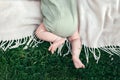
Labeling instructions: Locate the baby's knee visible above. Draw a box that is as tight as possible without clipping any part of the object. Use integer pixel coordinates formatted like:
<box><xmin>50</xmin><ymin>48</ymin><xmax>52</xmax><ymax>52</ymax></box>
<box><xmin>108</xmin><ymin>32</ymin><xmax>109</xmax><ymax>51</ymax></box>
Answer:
<box><xmin>68</xmin><ymin>32</ymin><xmax>80</xmax><ymax>41</ymax></box>
<box><xmin>35</xmin><ymin>27</ymin><xmax>44</xmax><ymax>37</ymax></box>
<box><xmin>68</xmin><ymin>35</ymin><xmax>80</xmax><ymax>42</ymax></box>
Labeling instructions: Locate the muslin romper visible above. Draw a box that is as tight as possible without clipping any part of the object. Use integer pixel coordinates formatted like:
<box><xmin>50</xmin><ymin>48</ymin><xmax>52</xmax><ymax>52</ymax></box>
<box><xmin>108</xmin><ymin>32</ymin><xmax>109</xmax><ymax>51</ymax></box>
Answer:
<box><xmin>41</xmin><ymin>0</ymin><xmax>78</xmax><ymax>38</ymax></box>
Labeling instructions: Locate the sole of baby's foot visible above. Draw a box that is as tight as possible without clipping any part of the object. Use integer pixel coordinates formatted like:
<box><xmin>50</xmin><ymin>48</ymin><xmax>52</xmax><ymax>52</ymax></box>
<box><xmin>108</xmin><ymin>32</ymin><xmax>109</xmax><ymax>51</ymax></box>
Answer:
<box><xmin>72</xmin><ymin>56</ymin><xmax>85</xmax><ymax>69</ymax></box>
<box><xmin>48</xmin><ymin>38</ymin><xmax>66</xmax><ymax>54</ymax></box>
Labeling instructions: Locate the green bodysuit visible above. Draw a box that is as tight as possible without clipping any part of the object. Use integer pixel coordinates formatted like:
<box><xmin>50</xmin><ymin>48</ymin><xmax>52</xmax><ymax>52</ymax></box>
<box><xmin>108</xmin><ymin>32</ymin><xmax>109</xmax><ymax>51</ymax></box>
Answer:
<box><xmin>41</xmin><ymin>0</ymin><xmax>78</xmax><ymax>38</ymax></box>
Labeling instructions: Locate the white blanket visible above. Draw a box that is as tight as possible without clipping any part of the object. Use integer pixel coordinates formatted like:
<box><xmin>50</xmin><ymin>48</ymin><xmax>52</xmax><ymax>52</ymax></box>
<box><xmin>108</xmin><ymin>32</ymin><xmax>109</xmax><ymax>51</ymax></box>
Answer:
<box><xmin>0</xmin><ymin>0</ymin><xmax>120</xmax><ymax>62</ymax></box>
<box><xmin>78</xmin><ymin>0</ymin><xmax>120</xmax><ymax>62</ymax></box>
<box><xmin>0</xmin><ymin>1</ymin><xmax>42</xmax><ymax>50</ymax></box>
<box><xmin>79</xmin><ymin>0</ymin><xmax>120</xmax><ymax>47</ymax></box>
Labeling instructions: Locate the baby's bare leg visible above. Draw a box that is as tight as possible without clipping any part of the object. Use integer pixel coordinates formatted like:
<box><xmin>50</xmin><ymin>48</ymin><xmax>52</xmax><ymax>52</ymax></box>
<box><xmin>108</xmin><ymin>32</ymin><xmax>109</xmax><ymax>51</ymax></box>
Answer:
<box><xmin>35</xmin><ymin>23</ymin><xmax>66</xmax><ymax>53</ymax></box>
<box><xmin>68</xmin><ymin>31</ymin><xmax>85</xmax><ymax>68</ymax></box>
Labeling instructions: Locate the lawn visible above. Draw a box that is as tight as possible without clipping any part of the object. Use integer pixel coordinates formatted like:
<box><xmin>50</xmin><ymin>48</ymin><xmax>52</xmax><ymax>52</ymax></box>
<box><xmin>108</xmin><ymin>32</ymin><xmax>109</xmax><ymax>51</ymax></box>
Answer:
<box><xmin>0</xmin><ymin>41</ymin><xmax>120</xmax><ymax>80</ymax></box>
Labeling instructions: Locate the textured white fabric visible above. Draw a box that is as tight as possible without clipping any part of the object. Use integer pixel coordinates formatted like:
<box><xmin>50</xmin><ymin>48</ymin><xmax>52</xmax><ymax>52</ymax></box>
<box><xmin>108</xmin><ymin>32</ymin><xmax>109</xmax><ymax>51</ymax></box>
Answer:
<box><xmin>0</xmin><ymin>0</ymin><xmax>120</xmax><ymax>60</ymax></box>
<box><xmin>0</xmin><ymin>0</ymin><xmax>120</xmax><ymax>47</ymax></box>
<box><xmin>78</xmin><ymin>0</ymin><xmax>120</xmax><ymax>48</ymax></box>
<box><xmin>0</xmin><ymin>0</ymin><xmax>42</xmax><ymax>41</ymax></box>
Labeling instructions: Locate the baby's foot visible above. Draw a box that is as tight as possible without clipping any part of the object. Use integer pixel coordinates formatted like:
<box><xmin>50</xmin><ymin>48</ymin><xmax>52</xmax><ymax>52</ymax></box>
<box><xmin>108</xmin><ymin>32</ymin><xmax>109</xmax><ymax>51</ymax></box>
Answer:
<box><xmin>72</xmin><ymin>56</ymin><xmax>85</xmax><ymax>69</ymax></box>
<box><xmin>48</xmin><ymin>38</ymin><xmax>66</xmax><ymax>54</ymax></box>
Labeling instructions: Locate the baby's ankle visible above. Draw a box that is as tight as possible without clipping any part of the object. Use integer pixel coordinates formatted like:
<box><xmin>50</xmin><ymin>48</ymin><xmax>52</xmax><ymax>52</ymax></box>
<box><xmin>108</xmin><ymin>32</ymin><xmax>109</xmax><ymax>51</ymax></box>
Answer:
<box><xmin>72</xmin><ymin>55</ymin><xmax>80</xmax><ymax>59</ymax></box>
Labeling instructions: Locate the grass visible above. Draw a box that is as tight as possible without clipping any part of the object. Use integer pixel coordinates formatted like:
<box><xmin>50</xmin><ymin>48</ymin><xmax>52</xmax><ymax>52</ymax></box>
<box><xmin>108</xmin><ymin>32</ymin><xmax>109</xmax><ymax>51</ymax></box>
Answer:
<box><xmin>0</xmin><ymin>42</ymin><xmax>120</xmax><ymax>80</ymax></box>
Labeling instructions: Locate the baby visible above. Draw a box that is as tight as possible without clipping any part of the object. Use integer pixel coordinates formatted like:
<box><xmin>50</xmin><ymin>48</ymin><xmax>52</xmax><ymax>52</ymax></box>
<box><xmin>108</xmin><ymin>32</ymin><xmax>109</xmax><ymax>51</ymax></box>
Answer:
<box><xmin>35</xmin><ymin>0</ymin><xmax>85</xmax><ymax>68</ymax></box>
